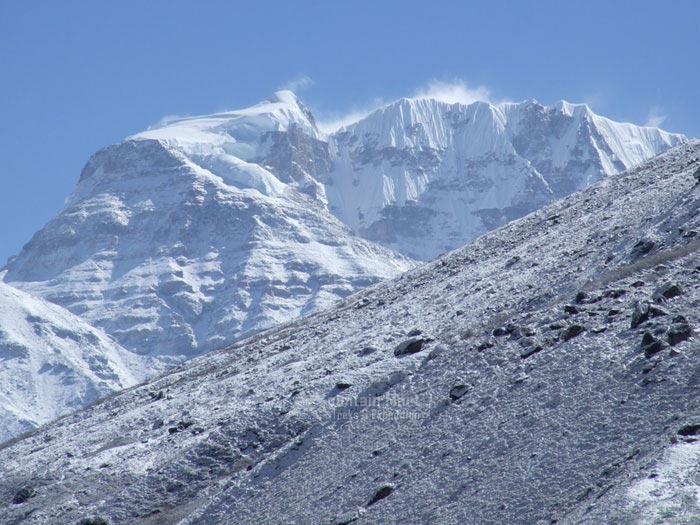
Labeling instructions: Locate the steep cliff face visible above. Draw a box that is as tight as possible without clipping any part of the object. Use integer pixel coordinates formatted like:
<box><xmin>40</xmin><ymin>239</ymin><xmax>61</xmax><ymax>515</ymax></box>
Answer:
<box><xmin>327</xmin><ymin>98</ymin><xmax>685</xmax><ymax>259</ymax></box>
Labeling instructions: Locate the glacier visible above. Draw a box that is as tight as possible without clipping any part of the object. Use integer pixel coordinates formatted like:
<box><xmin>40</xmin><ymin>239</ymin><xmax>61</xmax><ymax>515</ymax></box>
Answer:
<box><xmin>327</xmin><ymin>96</ymin><xmax>685</xmax><ymax>259</ymax></box>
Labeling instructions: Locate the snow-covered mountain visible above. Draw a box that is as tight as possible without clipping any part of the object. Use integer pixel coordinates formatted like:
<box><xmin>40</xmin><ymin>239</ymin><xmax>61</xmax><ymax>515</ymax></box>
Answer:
<box><xmin>327</xmin><ymin>97</ymin><xmax>686</xmax><ymax>259</ymax></box>
<box><xmin>0</xmin><ymin>280</ymin><xmax>157</xmax><ymax>443</ymax></box>
<box><xmin>2</xmin><ymin>140</ymin><xmax>699</xmax><ymax>524</ymax></box>
<box><xmin>3</xmin><ymin>92</ymin><xmax>413</xmax><ymax>359</ymax></box>
<box><xmin>2</xmin><ymin>91</ymin><xmax>684</xmax><ymax>363</ymax></box>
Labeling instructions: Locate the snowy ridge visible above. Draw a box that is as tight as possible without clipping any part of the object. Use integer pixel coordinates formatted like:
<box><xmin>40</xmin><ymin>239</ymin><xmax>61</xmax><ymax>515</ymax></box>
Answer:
<box><xmin>327</xmin><ymin>97</ymin><xmax>685</xmax><ymax>259</ymax></box>
<box><xmin>0</xmin><ymin>280</ymin><xmax>157</xmax><ymax>443</ymax></box>
<box><xmin>1</xmin><ymin>141</ymin><xmax>699</xmax><ymax>524</ymax></box>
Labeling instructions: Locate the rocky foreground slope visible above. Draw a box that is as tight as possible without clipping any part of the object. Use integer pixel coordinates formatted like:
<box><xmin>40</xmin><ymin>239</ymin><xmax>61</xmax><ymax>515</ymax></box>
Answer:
<box><xmin>2</xmin><ymin>141</ymin><xmax>699</xmax><ymax>524</ymax></box>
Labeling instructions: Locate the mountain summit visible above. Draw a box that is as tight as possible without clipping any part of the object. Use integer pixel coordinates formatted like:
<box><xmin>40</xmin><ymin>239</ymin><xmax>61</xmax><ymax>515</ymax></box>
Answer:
<box><xmin>3</xmin><ymin>91</ymin><xmax>684</xmax><ymax>361</ymax></box>
<box><xmin>326</xmin><ymin>96</ymin><xmax>685</xmax><ymax>259</ymax></box>
<box><xmin>3</xmin><ymin>92</ymin><xmax>413</xmax><ymax>359</ymax></box>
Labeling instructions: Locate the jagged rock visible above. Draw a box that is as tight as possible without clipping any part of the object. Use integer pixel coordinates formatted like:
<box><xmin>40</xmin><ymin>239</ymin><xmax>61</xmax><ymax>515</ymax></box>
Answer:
<box><xmin>149</xmin><ymin>390</ymin><xmax>165</xmax><ymax>401</ymax></box>
<box><xmin>12</xmin><ymin>487</ymin><xmax>36</xmax><ymax>504</ymax></box>
<box><xmin>631</xmin><ymin>239</ymin><xmax>656</xmax><ymax>258</ymax></box>
<box><xmin>367</xmin><ymin>484</ymin><xmax>395</xmax><ymax>506</ymax></box>
<box><xmin>449</xmin><ymin>384</ymin><xmax>469</xmax><ymax>401</ymax></box>
<box><xmin>358</xmin><ymin>346</ymin><xmax>379</xmax><ymax>357</ymax></box>
<box><xmin>630</xmin><ymin>302</ymin><xmax>666</xmax><ymax>328</ymax></box>
<box><xmin>407</xmin><ymin>328</ymin><xmax>422</xmax><ymax>336</ymax></box>
<box><xmin>168</xmin><ymin>421</ymin><xmax>195</xmax><ymax>435</ymax></box>
<box><xmin>649</xmin><ymin>305</ymin><xmax>669</xmax><ymax>317</ymax></box>
<box><xmin>521</xmin><ymin>345</ymin><xmax>544</xmax><ymax>359</ymax></box>
<box><xmin>574</xmin><ymin>291</ymin><xmax>588</xmax><ymax>304</ymax></box>
<box><xmin>641</xmin><ymin>332</ymin><xmax>665</xmax><ymax>357</ymax></box>
<box><xmin>564</xmin><ymin>305</ymin><xmax>580</xmax><ymax>315</ymax></box>
<box><xmin>78</xmin><ymin>518</ymin><xmax>109</xmax><ymax>525</ymax></box>
<box><xmin>653</xmin><ymin>282</ymin><xmax>683</xmax><ymax>302</ymax></box>
<box><xmin>693</xmin><ymin>166</ymin><xmax>700</xmax><ymax>184</ymax></box>
<box><xmin>394</xmin><ymin>337</ymin><xmax>427</xmax><ymax>356</ymax></box>
<box><xmin>678</xmin><ymin>424</ymin><xmax>700</xmax><ymax>437</ymax></box>
<box><xmin>631</xmin><ymin>302</ymin><xmax>650</xmax><ymax>328</ymax></box>
<box><xmin>668</xmin><ymin>318</ymin><xmax>692</xmax><ymax>346</ymax></box>
<box><xmin>335</xmin><ymin>382</ymin><xmax>352</xmax><ymax>391</ymax></box>
<box><xmin>561</xmin><ymin>325</ymin><xmax>585</xmax><ymax>341</ymax></box>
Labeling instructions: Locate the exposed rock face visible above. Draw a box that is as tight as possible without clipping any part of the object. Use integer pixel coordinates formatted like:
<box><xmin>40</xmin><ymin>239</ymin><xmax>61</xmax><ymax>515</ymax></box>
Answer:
<box><xmin>1</xmin><ymin>141</ymin><xmax>699</xmax><ymax>524</ymax></box>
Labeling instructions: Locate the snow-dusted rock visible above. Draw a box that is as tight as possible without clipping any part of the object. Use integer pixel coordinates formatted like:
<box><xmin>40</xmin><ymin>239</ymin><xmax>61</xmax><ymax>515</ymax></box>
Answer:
<box><xmin>0</xmin><ymin>280</ymin><xmax>158</xmax><ymax>443</ymax></box>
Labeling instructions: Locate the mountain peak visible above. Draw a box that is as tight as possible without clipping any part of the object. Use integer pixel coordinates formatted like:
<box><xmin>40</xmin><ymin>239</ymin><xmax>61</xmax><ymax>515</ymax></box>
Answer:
<box><xmin>268</xmin><ymin>89</ymin><xmax>302</xmax><ymax>106</ymax></box>
<box><xmin>550</xmin><ymin>99</ymin><xmax>591</xmax><ymax>116</ymax></box>
<box><xmin>132</xmin><ymin>91</ymin><xmax>320</xmax><ymax>146</ymax></box>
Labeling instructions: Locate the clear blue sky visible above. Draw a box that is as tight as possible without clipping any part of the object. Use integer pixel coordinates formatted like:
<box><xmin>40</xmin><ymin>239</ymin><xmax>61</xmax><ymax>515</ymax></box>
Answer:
<box><xmin>1</xmin><ymin>0</ymin><xmax>698</xmax><ymax>265</ymax></box>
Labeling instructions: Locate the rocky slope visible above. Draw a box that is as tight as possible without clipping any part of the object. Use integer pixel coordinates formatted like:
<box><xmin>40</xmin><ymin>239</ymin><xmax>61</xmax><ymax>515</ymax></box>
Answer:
<box><xmin>0</xmin><ymin>280</ymin><xmax>157</xmax><ymax>443</ymax></box>
<box><xmin>2</xmin><ymin>141</ymin><xmax>699</xmax><ymax>524</ymax></box>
